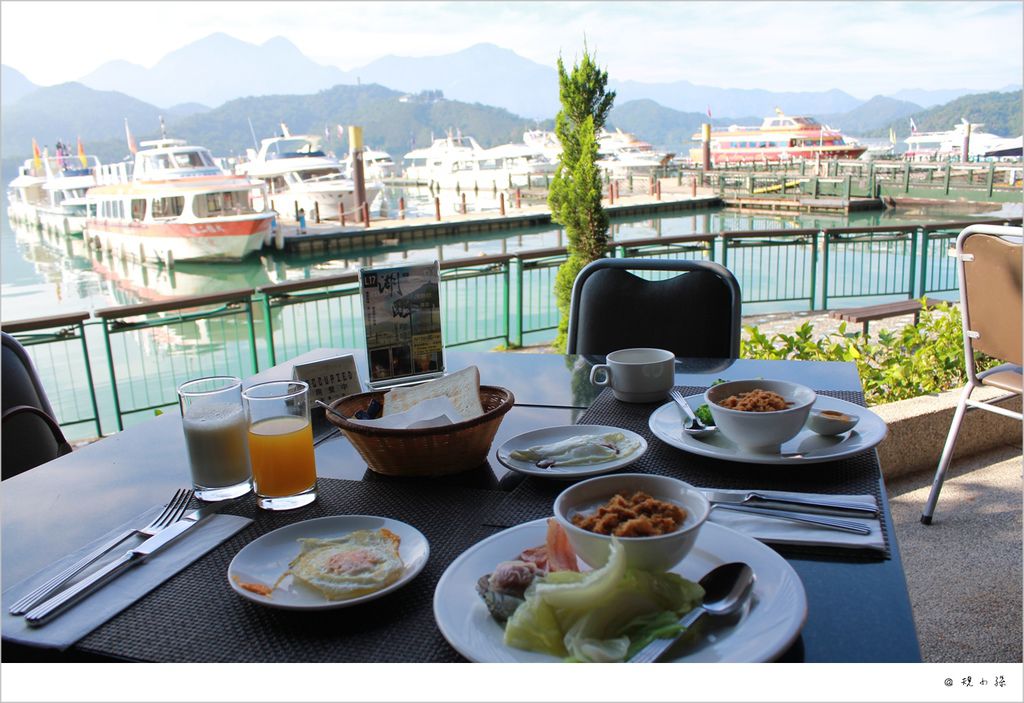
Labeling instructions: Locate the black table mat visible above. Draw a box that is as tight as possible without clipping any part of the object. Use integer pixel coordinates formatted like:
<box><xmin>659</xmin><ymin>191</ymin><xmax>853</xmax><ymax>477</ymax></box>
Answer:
<box><xmin>75</xmin><ymin>477</ymin><xmax>506</xmax><ymax>662</ymax></box>
<box><xmin>490</xmin><ymin>386</ymin><xmax>891</xmax><ymax>560</ymax></box>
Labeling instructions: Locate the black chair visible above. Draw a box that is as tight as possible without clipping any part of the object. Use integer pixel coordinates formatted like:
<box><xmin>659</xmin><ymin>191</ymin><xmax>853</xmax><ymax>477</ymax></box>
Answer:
<box><xmin>566</xmin><ymin>258</ymin><xmax>742</xmax><ymax>358</ymax></box>
<box><xmin>2</xmin><ymin>331</ymin><xmax>72</xmax><ymax>479</ymax></box>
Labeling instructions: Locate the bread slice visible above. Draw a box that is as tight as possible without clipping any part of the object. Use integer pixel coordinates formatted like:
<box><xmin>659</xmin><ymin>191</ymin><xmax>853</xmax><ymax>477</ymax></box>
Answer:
<box><xmin>383</xmin><ymin>366</ymin><xmax>484</xmax><ymax>420</ymax></box>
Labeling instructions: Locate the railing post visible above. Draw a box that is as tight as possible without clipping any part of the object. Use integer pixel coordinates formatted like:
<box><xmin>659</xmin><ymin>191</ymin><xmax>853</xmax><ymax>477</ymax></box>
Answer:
<box><xmin>508</xmin><ymin>257</ymin><xmax>522</xmax><ymax>347</ymax></box>
<box><xmin>78</xmin><ymin>321</ymin><xmax>103</xmax><ymax>437</ymax></box>
<box><xmin>943</xmin><ymin>163</ymin><xmax>951</xmax><ymax>195</ymax></box>
<box><xmin>915</xmin><ymin>227</ymin><xmax>929</xmax><ymax>298</ymax></box>
<box><xmin>100</xmin><ymin>322</ymin><xmax>124</xmax><ymax>432</ymax></box>
<box><xmin>614</xmin><ymin>244</ymin><xmax>627</xmax><ymax>258</ymax></box>
<box><xmin>907</xmin><ymin>227</ymin><xmax>919</xmax><ymax>299</ymax></box>
<box><xmin>261</xmin><ymin>293</ymin><xmax>277</xmax><ymax>366</ymax></box>
<box><xmin>808</xmin><ymin>230</ymin><xmax>819</xmax><ymax>311</ymax></box>
<box><xmin>811</xmin><ymin>177</ymin><xmax>819</xmax><ymax>198</ymax></box>
<box><xmin>244</xmin><ymin>297</ymin><xmax>260</xmax><ymax>374</ymax></box>
<box><xmin>721</xmin><ymin>235</ymin><xmax>730</xmax><ymax>269</ymax></box>
<box><xmin>903</xmin><ymin>162</ymin><xmax>911</xmax><ymax>193</ymax></box>
<box><xmin>843</xmin><ymin>174</ymin><xmax>852</xmax><ymax>199</ymax></box>
<box><xmin>868</xmin><ymin>163</ymin><xmax>876</xmax><ymax>198</ymax></box>
<box><xmin>986</xmin><ymin>162</ymin><xmax>995</xmax><ymax>198</ymax></box>
<box><xmin>821</xmin><ymin>231</ymin><xmax>830</xmax><ymax>311</ymax></box>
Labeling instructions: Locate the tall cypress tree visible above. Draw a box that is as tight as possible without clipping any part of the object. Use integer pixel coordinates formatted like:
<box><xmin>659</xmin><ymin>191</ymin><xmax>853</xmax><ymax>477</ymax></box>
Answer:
<box><xmin>548</xmin><ymin>48</ymin><xmax>616</xmax><ymax>352</ymax></box>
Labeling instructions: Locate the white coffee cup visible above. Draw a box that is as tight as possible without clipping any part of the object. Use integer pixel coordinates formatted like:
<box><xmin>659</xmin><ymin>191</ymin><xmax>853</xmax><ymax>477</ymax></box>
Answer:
<box><xmin>589</xmin><ymin>348</ymin><xmax>675</xmax><ymax>403</ymax></box>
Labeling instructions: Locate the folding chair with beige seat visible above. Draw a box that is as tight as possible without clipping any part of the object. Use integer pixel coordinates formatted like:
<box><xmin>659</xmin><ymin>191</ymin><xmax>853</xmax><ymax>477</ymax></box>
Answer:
<box><xmin>920</xmin><ymin>224</ymin><xmax>1023</xmax><ymax>525</ymax></box>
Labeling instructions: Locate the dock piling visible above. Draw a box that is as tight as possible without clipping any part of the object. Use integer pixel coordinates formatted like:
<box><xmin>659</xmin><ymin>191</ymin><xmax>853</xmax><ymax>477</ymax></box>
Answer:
<box><xmin>461</xmin><ymin>192</ymin><xmax>467</xmax><ymax>215</ymax></box>
<box><xmin>516</xmin><ymin>188</ymin><xmax>522</xmax><ymax>209</ymax></box>
<box><xmin>499</xmin><ymin>192</ymin><xmax>506</xmax><ymax>216</ymax></box>
<box><xmin>362</xmin><ymin>202</ymin><xmax>370</xmax><ymax>228</ymax></box>
<box><xmin>434</xmin><ymin>197</ymin><xmax>441</xmax><ymax>222</ymax></box>
<box><xmin>313</xmin><ymin>202</ymin><xmax>320</xmax><ymax>224</ymax></box>
<box><xmin>399</xmin><ymin>197</ymin><xmax>406</xmax><ymax>220</ymax></box>
<box><xmin>339</xmin><ymin>204</ymin><xmax>346</xmax><ymax>226</ymax></box>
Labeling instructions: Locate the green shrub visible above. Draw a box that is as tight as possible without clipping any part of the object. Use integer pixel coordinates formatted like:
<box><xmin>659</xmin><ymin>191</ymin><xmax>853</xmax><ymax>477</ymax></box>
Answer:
<box><xmin>740</xmin><ymin>299</ymin><xmax>995</xmax><ymax>405</ymax></box>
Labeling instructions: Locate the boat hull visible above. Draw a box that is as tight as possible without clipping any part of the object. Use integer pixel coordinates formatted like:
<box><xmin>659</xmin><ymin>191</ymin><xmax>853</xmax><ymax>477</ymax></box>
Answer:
<box><xmin>84</xmin><ymin>215</ymin><xmax>272</xmax><ymax>262</ymax></box>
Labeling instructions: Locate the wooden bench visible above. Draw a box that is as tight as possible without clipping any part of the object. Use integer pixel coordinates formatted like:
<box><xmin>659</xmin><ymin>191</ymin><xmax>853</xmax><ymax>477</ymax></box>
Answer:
<box><xmin>829</xmin><ymin>297</ymin><xmax>946</xmax><ymax>335</ymax></box>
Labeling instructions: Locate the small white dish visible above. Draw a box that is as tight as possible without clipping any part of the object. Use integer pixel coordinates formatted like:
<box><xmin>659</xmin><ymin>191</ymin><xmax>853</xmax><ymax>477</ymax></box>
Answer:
<box><xmin>227</xmin><ymin>515</ymin><xmax>429</xmax><ymax>610</ymax></box>
<box><xmin>496</xmin><ymin>425</ymin><xmax>647</xmax><ymax>479</ymax></box>
<box><xmin>806</xmin><ymin>409</ymin><xmax>860</xmax><ymax>436</ymax></box>
<box><xmin>649</xmin><ymin>394</ymin><xmax>887</xmax><ymax>465</ymax></box>
<box><xmin>553</xmin><ymin>473</ymin><xmax>710</xmax><ymax>571</ymax></box>
<box><xmin>433</xmin><ymin>518</ymin><xmax>808</xmax><ymax>662</ymax></box>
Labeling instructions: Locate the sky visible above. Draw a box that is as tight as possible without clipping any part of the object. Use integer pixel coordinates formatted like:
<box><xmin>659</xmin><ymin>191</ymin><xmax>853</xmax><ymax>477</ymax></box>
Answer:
<box><xmin>1</xmin><ymin>1</ymin><xmax>1021</xmax><ymax>98</ymax></box>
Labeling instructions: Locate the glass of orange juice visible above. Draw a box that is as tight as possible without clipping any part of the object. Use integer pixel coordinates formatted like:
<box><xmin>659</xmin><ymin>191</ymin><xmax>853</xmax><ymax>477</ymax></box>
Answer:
<box><xmin>242</xmin><ymin>380</ymin><xmax>317</xmax><ymax>510</ymax></box>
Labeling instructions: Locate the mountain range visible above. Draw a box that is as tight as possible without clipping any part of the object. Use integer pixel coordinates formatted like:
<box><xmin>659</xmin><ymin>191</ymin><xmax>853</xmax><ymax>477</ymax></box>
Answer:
<box><xmin>7</xmin><ymin>33</ymin><xmax>1018</xmax><ymax>119</ymax></box>
<box><xmin>2</xmin><ymin>34</ymin><xmax>1020</xmax><ymax>166</ymax></box>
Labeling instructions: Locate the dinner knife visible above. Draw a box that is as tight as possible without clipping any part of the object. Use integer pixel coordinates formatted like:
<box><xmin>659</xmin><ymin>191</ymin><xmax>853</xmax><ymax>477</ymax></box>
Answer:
<box><xmin>710</xmin><ymin>503</ymin><xmax>873</xmax><ymax>535</ymax></box>
<box><xmin>23</xmin><ymin>501</ymin><xmax>224</xmax><ymax>627</ymax></box>
<box><xmin>698</xmin><ymin>488</ymin><xmax>878</xmax><ymax>517</ymax></box>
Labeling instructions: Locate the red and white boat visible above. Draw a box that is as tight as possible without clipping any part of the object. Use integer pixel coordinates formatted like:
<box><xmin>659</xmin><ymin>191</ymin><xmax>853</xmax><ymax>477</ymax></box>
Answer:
<box><xmin>85</xmin><ymin>139</ymin><xmax>274</xmax><ymax>262</ymax></box>
<box><xmin>691</xmin><ymin>111</ymin><xmax>867</xmax><ymax>165</ymax></box>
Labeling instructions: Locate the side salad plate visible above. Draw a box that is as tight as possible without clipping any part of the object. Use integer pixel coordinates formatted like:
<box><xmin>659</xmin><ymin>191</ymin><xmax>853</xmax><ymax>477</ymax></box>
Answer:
<box><xmin>496</xmin><ymin>424</ymin><xmax>647</xmax><ymax>479</ymax></box>
<box><xmin>433</xmin><ymin>518</ymin><xmax>807</xmax><ymax>662</ymax></box>
<box><xmin>649</xmin><ymin>394</ymin><xmax>887</xmax><ymax>465</ymax></box>
<box><xmin>228</xmin><ymin>515</ymin><xmax>429</xmax><ymax>610</ymax></box>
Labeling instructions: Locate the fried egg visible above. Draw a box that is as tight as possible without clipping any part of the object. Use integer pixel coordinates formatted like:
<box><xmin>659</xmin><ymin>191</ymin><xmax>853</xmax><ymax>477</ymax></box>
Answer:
<box><xmin>509</xmin><ymin>432</ymin><xmax>641</xmax><ymax>467</ymax></box>
<box><xmin>287</xmin><ymin>528</ymin><xmax>404</xmax><ymax>600</ymax></box>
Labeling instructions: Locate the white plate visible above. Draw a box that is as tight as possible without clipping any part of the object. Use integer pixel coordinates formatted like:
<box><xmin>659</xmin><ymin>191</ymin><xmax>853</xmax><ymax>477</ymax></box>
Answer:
<box><xmin>495</xmin><ymin>425</ymin><xmax>648</xmax><ymax>479</ymax></box>
<box><xmin>649</xmin><ymin>394</ymin><xmax>888</xmax><ymax>465</ymax></box>
<box><xmin>433</xmin><ymin>518</ymin><xmax>807</xmax><ymax>663</ymax></box>
<box><xmin>227</xmin><ymin>515</ymin><xmax>429</xmax><ymax>610</ymax></box>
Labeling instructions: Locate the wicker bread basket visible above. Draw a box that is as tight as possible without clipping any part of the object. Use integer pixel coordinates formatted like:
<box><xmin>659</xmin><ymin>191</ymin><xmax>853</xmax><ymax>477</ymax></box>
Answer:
<box><xmin>326</xmin><ymin>386</ymin><xmax>515</xmax><ymax>476</ymax></box>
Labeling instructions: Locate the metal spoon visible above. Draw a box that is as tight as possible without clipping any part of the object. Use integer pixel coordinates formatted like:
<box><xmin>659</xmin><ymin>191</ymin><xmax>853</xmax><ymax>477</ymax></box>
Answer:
<box><xmin>631</xmin><ymin>561</ymin><xmax>755</xmax><ymax>663</ymax></box>
<box><xmin>669</xmin><ymin>389</ymin><xmax>717</xmax><ymax>438</ymax></box>
<box><xmin>314</xmin><ymin>399</ymin><xmax>347</xmax><ymax>421</ymax></box>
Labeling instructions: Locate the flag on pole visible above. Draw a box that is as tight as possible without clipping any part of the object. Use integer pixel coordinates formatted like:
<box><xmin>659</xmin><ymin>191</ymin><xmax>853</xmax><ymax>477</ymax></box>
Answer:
<box><xmin>909</xmin><ymin>117</ymin><xmax>917</xmax><ymax>134</ymax></box>
<box><xmin>32</xmin><ymin>138</ymin><xmax>42</xmax><ymax>171</ymax></box>
<box><xmin>336</xmin><ymin>124</ymin><xmax>345</xmax><ymax>140</ymax></box>
<box><xmin>77</xmin><ymin>136</ymin><xmax>88</xmax><ymax>167</ymax></box>
<box><xmin>706</xmin><ymin>106</ymin><xmax>712</xmax><ymax>119</ymax></box>
<box><xmin>124</xmin><ymin>118</ymin><xmax>137</xmax><ymax>154</ymax></box>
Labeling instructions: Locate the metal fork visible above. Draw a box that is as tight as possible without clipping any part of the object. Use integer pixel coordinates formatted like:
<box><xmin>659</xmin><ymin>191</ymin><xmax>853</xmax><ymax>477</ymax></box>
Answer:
<box><xmin>710</xmin><ymin>503</ymin><xmax>872</xmax><ymax>535</ymax></box>
<box><xmin>8</xmin><ymin>488</ymin><xmax>192</xmax><ymax>615</ymax></box>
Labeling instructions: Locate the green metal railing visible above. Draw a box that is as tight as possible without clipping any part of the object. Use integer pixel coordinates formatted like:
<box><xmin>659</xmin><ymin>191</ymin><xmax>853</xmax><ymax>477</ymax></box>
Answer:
<box><xmin>4</xmin><ymin>218</ymin><xmax>1019</xmax><ymax>437</ymax></box>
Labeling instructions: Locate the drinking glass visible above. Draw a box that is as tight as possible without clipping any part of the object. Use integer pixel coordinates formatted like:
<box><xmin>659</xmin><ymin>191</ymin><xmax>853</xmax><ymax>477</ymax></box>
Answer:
<box><xmin>242</xmin><ymin>380</ymin><xmax>317</xmax><ymax>510</ymax></box>
<box><xmin>177</xmin><ymin>376</ymin><xmax>252</xmax><ymax>502</ymax></box>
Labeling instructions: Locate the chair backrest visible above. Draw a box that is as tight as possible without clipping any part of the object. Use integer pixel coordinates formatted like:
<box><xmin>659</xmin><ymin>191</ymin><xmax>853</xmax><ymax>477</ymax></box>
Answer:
<box><xmin>956</xmin><ymin>226</ymin><xmax>1023</xmax><ymax>375</ymax></box>
<box><xmin>2</xmin><ymin>331</ymin><xmax>70</xmax><ymax>479</ymax></box>
<box><xmin>566</xmin><ymin>258</ymin><xmax>742</xmax><ymax>358</ymax></box>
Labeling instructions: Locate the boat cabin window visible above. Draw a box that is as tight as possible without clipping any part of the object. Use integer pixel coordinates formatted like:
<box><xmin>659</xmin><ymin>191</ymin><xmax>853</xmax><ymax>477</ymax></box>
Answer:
<box><xmin>131</xmin><ymin>198</ymin><xmax>147</xmax><ymax>221</ymax></box>
<box><xmin>172</xmin><ymin>151</ymin><xmax>214</xmax><ymax>168</ymax></box>
<box><xmin>296</xmin><ymin>168</ymin><xmax>341</xmax><ymax>182</ymax></box>
<box><xmin>266</xmin><ymin>176</ymin><xmax>288</xmax><ymax>193</ymax></box>
<box><xmin>151</xmin><ymin>196</ymin><xmax>185</xmax><ymax>219</ymax></box>
<box><xmin>192</xmin><ymin>190</ymin><xmax>256</xmax><ymax>218</ymax></box>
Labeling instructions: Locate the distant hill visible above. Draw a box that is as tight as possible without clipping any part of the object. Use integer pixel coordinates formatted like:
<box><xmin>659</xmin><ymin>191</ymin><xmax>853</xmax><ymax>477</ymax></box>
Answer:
<box><xmin>1</xmin><ymin>65</ymin><xmax>38</xmax><ymax>105</ymax></box>
<box><xmin>164</xmin><ymin>102</ymin><xmax>211</xmax><ymax>119</ymax></box>
<box><xmin>610</xmin><ymin>80</ymin><xmax>861</xmax><ymax>119</ymax></box>
<box><xmin>0</xmin><ymin>82</ymin><xmax>162</xmax><ymax>157</ymax></box>
<box><xmin>78</xmin><ymin>33</ymin><xmax>347</xmax><ymax>108</ymax></box>
<box><xmin>887</xmin><ymin>85</ymin><xmax>1022</xmax><ymax>108</ymax></box>
<box><xmin>349</xmin><ymin>43</ymin><xmax>560</xmax><ymax>121</ymax></box>
<box><xmin>867</xmin><ymin>90</ymin><xmax>1023</xmax><ymax>139</ymax></box>
<box><xmin>814</xmin><ymin>95</ymin><xmax>923</xmax><ymax>135</ymax></box>
<box><xmin>152</xmin><ymin>84</ymin><xmax>540</xmax><ymax>161</ymax></box>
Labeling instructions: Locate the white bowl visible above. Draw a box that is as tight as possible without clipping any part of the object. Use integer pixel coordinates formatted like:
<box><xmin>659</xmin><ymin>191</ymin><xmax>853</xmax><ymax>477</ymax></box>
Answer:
<box><xmin>806</xmin><ymin>408</ymin><xmax>860</xmax><ymax>436</ymax></box>
<box><xmin>553</xmin><ymin>473</ymin><xmax>710</xmax><ymax>572</ymax></box>
<box><xmin>705</xmin><ymin>379</ymin><xmax>816</xmax><ymax>453</ymax></box>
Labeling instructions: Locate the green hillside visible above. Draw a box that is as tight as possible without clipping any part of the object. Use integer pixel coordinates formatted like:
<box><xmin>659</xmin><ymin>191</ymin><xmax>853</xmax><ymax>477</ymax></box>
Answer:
<box><xmin>136</xmin><ymin>84</ymin><xmax>542</xmax><ymax>160</ymax></box>
<box><xmin>1</xmin><ymin>82</ymin><xmax>162</xmax><ymax>157</ymax></box>
<box><xmin>814</xmin><ymin>95</ymin><xmax>922</xmax><ymax>135</ymax></box>
<box><xmin>867</xmin><ymin>90</ymin><xmax>1022</xmax><ymax>139</ymax></box>
<box><xmin>607</xmin><ymin>99</ymin><xmax>759</xmax><ymax>151</ymax></box>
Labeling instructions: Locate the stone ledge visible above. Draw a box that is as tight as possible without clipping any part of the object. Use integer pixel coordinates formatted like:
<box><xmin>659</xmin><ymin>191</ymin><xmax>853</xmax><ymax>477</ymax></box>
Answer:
<box><xmin>873</xmin><ymin>385</ymin><xmax>1022</xmax><ymax>480</ymax></box>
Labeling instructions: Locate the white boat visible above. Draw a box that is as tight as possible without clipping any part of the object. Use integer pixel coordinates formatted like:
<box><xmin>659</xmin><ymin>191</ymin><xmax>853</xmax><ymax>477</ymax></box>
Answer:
<box><xmin>6</xmin><ymin>151</ymin><xmax>102</xmax><ymax>236</ymax></box>
<box><xmin>85</xmin><ymin>138</ymin><xmax>274</xmax><ymax>263</ymax></box>
<box><xmin>904</xmin><ymin>120</ymin><xmax>1016</xmax><ymax>162</ymax></box>
<box><xmin>596</xmin><ymin>128</ymin><xmax>673</xmax><ymax>177</ymax></box>
<box><xmin>237</xmin><ymin>133</ymin><xmax>380</xmax><ymax>220</ymax></box>
<box><xmin>402</xmin><ymin>131</ymin><xmax>557</xmax><ymax>189</ymax></box>
<box><xmin>342</xmin><ymin>147</ymin><xmax>398</xmax><ymax>181</ymax></box>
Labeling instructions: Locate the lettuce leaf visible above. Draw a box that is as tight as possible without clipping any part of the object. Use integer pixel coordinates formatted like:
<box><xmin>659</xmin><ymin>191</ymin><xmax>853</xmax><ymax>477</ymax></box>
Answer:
<box><xmin>503</xmin><ymin>537</ymin><xmax>705</xmax><ymax>662</ymax></box>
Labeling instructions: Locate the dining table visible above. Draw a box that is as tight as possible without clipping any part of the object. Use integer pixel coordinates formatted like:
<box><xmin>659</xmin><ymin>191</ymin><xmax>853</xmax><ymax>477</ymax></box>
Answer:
<box><xmin>0</xmin><ymin>349</ymin><xmax>921</xmax><ymax>663</ymax></box>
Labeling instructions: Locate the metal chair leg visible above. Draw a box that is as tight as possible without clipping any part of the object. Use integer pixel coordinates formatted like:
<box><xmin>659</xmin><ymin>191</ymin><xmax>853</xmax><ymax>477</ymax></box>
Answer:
<box><xmin>921</xmin><ymin>382</ymin><xmax>974</xmax><ymax>525</ymax></box>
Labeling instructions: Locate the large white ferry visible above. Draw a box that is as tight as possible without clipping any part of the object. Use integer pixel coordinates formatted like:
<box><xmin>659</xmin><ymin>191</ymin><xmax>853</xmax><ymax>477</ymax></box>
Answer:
<box><xmin>691</xmin><ymin>111</ymin><xmax>867</xmax><ymax>164</ymax></box>
<box><xmin>85</xmin><ymin>139</ymin><xmax>273</xmax><ymax>262</ymax></box>
<box><xmin>7</xmin><ymin>151</ymin><xmax>102</xmax><ymax>236</ymax></box>
<box><xmin>237</xmin><ymin>133</ymin><xmax>380</xmax><ymax>220</ymax></box>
